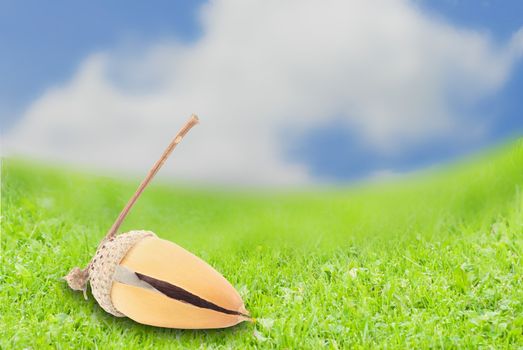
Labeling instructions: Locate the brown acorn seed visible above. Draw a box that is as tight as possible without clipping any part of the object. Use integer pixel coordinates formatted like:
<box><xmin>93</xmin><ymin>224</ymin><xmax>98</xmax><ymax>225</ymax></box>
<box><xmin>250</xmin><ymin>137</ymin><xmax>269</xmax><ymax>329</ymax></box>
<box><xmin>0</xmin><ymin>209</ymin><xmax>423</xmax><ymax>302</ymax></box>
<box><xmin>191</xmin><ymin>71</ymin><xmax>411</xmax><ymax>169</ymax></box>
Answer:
<box><xmin>64</xmin><ymin>115</ymin><xmax>250</xmax><ymax>329</ymax></box>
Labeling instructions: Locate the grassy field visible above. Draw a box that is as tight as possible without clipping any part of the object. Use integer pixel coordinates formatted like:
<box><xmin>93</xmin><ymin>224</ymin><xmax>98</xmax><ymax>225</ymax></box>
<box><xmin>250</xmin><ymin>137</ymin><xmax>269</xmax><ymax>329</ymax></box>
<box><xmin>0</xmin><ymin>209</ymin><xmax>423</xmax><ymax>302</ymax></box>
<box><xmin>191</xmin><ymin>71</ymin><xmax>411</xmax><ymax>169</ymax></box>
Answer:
<box><xmin>2</xmin><ymin>141</ymin><xmax>523</xmax><ymax>349</ymax></box>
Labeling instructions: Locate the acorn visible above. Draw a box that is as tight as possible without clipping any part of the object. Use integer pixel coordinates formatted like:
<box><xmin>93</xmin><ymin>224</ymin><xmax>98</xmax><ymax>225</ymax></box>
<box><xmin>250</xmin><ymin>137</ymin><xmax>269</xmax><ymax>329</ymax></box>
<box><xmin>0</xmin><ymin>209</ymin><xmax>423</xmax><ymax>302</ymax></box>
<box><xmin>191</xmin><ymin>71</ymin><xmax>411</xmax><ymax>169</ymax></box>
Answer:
<box><xmin>64</xmin><ymin>115</ymin><xmax>250</xmax><ymax>329</ymax></box>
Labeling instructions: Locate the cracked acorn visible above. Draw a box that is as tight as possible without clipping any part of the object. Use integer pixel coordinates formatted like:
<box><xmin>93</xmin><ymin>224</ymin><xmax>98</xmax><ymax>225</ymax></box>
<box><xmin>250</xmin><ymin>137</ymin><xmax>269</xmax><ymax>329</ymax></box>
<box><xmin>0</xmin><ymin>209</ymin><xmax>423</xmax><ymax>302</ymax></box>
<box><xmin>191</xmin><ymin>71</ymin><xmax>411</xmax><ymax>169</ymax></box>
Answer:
<box><xmin>64</xmin><ymin>115</ymin><xmax>250</xmax><ymax>329</ymax></box>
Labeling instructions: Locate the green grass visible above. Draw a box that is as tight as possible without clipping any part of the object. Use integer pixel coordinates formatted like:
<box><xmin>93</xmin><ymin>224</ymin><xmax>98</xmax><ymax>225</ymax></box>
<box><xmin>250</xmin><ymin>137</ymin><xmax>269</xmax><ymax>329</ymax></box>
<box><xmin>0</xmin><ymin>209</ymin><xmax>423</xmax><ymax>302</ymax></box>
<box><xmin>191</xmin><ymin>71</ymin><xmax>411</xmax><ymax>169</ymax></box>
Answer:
<box><xmin>2</xmin><ymin>141</ymin><xmax>523</xmax><ymax>349</ymax></box>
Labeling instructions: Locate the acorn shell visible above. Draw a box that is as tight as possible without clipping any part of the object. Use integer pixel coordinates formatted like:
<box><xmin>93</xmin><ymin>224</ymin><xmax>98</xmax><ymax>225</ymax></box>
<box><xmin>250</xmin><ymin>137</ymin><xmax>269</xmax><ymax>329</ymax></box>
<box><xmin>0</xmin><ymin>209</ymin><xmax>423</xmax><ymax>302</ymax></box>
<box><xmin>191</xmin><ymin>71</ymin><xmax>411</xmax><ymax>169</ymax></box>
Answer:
<box><xmin>88</xmin><ymin>230</ymin><xmax>249</xmax><ymax>329</ymax></box>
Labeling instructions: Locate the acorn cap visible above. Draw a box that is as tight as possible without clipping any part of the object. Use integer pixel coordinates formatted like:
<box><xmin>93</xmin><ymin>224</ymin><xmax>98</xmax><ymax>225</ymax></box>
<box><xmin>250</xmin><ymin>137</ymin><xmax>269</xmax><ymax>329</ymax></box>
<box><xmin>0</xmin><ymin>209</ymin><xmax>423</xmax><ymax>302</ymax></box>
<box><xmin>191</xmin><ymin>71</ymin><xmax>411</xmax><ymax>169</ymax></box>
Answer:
<box><xmin>88</xmin><ymin>230</ymin><xmax>156</xmax><ymax>316</ymax></box>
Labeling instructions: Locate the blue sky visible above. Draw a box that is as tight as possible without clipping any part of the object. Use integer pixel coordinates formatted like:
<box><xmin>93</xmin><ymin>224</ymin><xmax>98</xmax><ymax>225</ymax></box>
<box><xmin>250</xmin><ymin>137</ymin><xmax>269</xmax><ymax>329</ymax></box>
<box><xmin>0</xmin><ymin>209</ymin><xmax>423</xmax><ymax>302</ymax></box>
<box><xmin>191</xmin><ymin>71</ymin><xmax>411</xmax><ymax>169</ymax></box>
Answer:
<box><xmin>0</xmin><ymin>1</ymin><xmax>204</xmax><ymax>129</ymax></box>
<box><xmin>2</xmin><ymin>0</ymin><xmax>523</xmax><ymax>184</ymax></box>
<box><xmin>294</xmin><ymin>0</ymin><xmax>523</xmax><ymax>181</ymax></box>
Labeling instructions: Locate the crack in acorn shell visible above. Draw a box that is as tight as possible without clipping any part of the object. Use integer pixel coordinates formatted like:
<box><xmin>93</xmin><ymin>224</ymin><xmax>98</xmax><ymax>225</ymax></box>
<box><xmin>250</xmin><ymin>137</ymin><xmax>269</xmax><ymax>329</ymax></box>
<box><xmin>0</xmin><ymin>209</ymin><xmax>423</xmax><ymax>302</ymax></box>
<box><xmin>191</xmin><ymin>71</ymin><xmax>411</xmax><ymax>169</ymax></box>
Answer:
<box><xmin>135</xmin><ymin>272</ymin><xmax>250</xmax><ymax>317</ymax></box>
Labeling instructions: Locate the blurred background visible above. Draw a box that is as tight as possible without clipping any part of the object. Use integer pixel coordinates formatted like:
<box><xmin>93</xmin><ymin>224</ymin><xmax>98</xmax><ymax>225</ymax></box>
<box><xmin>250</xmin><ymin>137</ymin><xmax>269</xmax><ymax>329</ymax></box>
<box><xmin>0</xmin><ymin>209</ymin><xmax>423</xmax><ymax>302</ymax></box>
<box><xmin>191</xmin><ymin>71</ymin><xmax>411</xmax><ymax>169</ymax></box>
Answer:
<box><xmin>1</xmin><ymin>0</ymin><xmax>523</xmax><ymax>186</ymax></box>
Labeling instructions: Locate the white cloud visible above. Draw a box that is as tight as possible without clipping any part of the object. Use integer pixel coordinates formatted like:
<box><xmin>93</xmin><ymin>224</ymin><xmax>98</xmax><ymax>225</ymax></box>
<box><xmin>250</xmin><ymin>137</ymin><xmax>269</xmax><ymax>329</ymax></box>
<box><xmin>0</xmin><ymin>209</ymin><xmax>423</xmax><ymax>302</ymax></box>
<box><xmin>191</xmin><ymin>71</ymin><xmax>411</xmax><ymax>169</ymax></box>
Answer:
<box><xmin>4</xmin><ymin>0</ymin><xmax>523</xmax><ymax>185</ymax></box>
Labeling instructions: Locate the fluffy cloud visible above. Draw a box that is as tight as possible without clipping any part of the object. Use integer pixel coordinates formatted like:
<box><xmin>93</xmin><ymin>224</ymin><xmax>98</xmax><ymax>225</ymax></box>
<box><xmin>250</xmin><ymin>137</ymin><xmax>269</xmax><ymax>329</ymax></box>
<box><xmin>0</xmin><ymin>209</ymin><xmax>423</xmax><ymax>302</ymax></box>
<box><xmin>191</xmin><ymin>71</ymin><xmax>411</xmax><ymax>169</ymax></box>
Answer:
<box><xmin>5</xmin><ymin>0</ymin><xmax>523</xmax><ymax>185</ymax></box>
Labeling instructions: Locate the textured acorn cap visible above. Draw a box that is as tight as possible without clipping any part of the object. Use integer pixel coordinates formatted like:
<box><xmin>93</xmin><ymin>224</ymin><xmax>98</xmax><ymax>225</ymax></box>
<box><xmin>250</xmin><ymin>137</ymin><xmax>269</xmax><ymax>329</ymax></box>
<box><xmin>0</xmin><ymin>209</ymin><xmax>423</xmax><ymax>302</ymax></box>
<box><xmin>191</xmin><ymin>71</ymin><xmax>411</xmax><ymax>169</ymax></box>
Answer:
<box><xmin>88</xmin><ymin>230</ymin><xmax>156</xmax><ymax>316</ymax></box>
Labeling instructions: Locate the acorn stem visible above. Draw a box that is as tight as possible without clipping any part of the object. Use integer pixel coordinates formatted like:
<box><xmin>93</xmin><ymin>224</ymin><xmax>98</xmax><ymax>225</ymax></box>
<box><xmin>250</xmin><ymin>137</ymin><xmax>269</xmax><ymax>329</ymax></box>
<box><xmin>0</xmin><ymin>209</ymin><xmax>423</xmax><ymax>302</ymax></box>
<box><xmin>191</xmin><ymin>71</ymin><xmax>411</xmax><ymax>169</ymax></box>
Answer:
<box><xmin>105</xmin><ymin>114</ymin><xmax>199</xmax><ymax>240</ymax></box>
<box><xmin>65</xmin><ymin>116</ymin><xmax>199</xmax><ymax>293</ymax></box>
